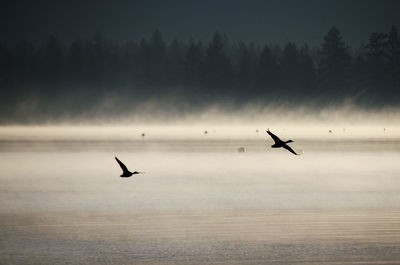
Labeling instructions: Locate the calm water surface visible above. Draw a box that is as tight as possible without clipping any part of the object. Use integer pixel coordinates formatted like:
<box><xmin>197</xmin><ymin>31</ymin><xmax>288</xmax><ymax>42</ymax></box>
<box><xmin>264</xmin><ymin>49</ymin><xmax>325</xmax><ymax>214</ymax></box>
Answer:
<box><xmin>1</xmin><ymin>134</ymin><xmax>400</xmax><ymax>264</ymax></box>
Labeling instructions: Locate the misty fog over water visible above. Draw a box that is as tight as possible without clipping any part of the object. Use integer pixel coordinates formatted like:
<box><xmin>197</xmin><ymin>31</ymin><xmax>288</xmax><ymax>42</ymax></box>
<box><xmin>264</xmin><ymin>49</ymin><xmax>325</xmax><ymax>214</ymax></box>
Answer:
<box><xmin>1</xmin><ymin>124</ymin><xmax>400</xmax><ymax>210</ymax></box>
<box><xmin>1</xmin><ymin>144</ymin><xmax>400</xmax><ymax>211</ymax></box>
<box><xmin>1</xmin><ymin>1</ymin><xmax>400</xmax><ymax>263</ymax></box>
<box><xmin>1</xmin><ymin>125</ymin><xmax>400</xmax><ymax>264</ymax></box>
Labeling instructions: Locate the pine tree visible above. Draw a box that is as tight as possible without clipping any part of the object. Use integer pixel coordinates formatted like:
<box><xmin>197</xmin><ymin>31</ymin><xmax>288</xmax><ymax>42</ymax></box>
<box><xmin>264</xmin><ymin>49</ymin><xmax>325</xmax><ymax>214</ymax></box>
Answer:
<box><xmin>184</xmin><ymin>38</ymin><xmax>204</xmax><ymax>86</ymax></box>
<box><xmin>204</xmin><ymin>31</ymin><xmax>232</xmax><ymax>92</ymax></box>
<box><xmin>257</xmin><ymin>45</ymin><xmax>278</xmax><ymax>96</ymax></box>
<box><xmin>318</xmin><ymin>27</ymin><xmax>351</xmax><ymax>101</ymax></box>
<box><xmin>298</xmin><ymin>44</ymin><xmax>317</xmax><ymax>99</ymax></box>
<box><xmin>365</xmin><ymin>32</ymin><xmax>388</xmax><ymax>100</ymax></box>
<box><xmin>386</xmin><ymin>25</ymin><xmax>400</xmax><ymax>96</ymax></box>
<box><xmin>281</xmin><ymin>42</ymin><xmax>300</xmax><ymax>96</ymax></box>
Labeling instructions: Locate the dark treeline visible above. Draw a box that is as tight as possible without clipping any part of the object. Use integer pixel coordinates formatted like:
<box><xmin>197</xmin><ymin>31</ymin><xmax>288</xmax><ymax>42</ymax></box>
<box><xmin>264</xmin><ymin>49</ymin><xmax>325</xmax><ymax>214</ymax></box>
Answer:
<box><xmin>1</xmin><ymin>26</ymin><xmax>400</xmax><ymax>122</ymax></box>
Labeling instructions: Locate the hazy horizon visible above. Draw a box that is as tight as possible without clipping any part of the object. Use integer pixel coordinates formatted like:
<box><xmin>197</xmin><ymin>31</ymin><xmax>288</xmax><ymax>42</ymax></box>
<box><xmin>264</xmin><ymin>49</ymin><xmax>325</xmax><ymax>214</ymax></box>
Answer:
<box><xmin>1</xmin><ymin>1</ymin><xmax>400</xmax><ymax>264</ymax></box>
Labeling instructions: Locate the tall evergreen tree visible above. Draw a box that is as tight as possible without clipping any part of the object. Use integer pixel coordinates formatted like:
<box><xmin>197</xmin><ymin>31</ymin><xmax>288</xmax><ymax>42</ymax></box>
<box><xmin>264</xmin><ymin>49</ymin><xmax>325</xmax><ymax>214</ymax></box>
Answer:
<box><xmin>386</xmin><ymin>25</ymin><xmax>400</xmax><ymax>96</ymax></box>
<box><xmin>184</xmin><ymin>38</ymin><xmax>204</xmax><ymax>87</ymax></box>
<box><xmin>298</xmin><ymin>44</ymin><xmax>317</xmax><ymax>99</ymax></box>
<box><xmin>365</xmin><ymin>32</ymin><xmax>388</xmax><ymax>100</ymax></box>
<box><xmin>204</xmin><ymin>31</ymin><xmax>232</xmax><ymax>93</ymax></box>
<box><xmin>169</xmin><ymin>38</ymin><xmax>185</xmax><ymax>85</ymax></box>
<box><xmin>149</xmin><ymin>29</ymin><xmax>168</xmax><ymax>85</ymax></box>
<box><xmin>14</xmin><ymin>40</ymin><xmax>36</xmax><ymax>84</ymax></box>
<box><xmin>318</xmin><ymin>27</ymin><xmax>351</xmax><ymax>101</ymax></box>
<box><xmin>257</xmin><ymin>44</ymin><xmax>278</xmax><ymax>96</ymax></box>
<box><xmin>281</xmin><ymin>42</ymin><xmax>300</xmax><ymax>96</ymax></box>
<box><xmin>351</xmin><ymin>45</ymin><xmax>369</xmax><ymax>103</ymax></box>
<box><xmin>68</xmin><ymin>39</ymin><xmax>84</xmax><ymax>81</ymax></box>
<box><xmin>0</xmin><ymin>44</ymin><xmax>11</xmax><ymax>84</ymax></box>
<box><xmin>42</xmin><ymin>35</ymin><xmax>64</xmax><ymax>81</ymax></box>
<box><xmin>236</xmin><ymin>42</ymin><xmax>257</xmax><ymax>96</ymax></box>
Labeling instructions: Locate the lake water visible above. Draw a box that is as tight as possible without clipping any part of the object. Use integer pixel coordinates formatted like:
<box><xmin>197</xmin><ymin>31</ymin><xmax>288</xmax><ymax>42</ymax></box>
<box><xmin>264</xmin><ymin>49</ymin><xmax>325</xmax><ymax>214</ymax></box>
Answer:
<box><xmin>1</xmin><ymin>126</ymin><xmax>400</xmax><ymax>264</ymax></box>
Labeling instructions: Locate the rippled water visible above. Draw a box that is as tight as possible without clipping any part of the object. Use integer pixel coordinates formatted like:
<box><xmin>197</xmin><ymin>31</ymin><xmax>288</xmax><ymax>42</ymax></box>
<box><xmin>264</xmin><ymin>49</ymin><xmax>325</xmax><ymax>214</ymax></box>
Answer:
<box><xmin>1</xmin><ymin>129</ymin><xmax>400</xmax><ymax>264</ymax></box>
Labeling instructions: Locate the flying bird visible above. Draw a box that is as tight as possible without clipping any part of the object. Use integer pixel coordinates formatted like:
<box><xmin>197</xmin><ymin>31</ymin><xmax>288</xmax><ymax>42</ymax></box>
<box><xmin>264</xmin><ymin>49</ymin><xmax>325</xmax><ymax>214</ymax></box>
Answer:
<box><xmin>266</xmin><ymin>129</ymin><xmax>298</xmax><ymax>155</ymax></box>
<box><xmin>115</xmin><ymin>157</ymin><xmax>143</xmax><ymax>177</ymax></box>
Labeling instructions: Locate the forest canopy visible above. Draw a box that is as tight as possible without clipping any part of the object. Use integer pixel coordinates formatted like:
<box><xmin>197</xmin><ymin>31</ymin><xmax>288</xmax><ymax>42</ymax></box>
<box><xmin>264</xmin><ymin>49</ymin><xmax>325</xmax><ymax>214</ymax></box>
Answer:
<box><xmin>0</xmin><ymin>26</ymin><xmax>399</xmax><ymax>122</ymax></box>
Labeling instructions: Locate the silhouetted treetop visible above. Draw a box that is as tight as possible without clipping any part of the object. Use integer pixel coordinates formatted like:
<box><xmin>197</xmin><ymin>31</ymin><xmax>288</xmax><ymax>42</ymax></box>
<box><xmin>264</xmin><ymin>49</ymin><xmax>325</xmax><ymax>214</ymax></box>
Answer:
<box><xmin>318</xmin><ymin>27</ymin><xmax>351</xmax><ymax>99</ymax></box>
<box><xmin>0</xmin><ymin>25</ymin><xmax>399</xmax><ymax>122</ymax></box>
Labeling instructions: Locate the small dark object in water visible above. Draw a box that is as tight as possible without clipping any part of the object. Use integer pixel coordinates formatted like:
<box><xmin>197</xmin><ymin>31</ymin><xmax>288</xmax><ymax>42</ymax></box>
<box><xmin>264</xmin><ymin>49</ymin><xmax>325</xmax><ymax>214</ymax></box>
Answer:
<box><xmin>256</xmin><ymin>129</ymin><xmax>259</xmax><ymax>133</ymax></box>
<box><xmin>141</xmin><ymin>133</ymin><xmax>145</xmax><ymax>137</ymax></box>
<box><xmin>237</xmin><ymin>147</ymin><xmax>246</xmax><ymax>153</ymax></box>
<box><xmin>204</xmin><ymin>130</ymin><xmax>208</xmax><ymax>134</ymax></box>
<box><xmin>329</xmin><ymin>130</ymin><xmax>332</xmax><ymax>133</ymax></box>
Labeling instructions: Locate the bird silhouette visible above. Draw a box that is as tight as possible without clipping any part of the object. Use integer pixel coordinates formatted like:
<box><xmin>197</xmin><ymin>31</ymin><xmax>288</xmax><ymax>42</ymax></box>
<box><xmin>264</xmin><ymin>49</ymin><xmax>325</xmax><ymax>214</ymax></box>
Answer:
<box><xmin>115</xmin><ymin>157</ymin><xmax>143</xmax><ymax>177</ymax></box>
<box><xmin>266</xmin><ymin>129</ymin><xmax>298</xmax><ymax>155</ymax></box>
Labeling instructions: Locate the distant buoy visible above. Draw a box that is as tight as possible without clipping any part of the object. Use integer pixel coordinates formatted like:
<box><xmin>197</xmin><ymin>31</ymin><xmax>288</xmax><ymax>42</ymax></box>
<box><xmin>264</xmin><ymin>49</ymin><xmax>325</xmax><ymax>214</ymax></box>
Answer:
<box><xmin>237</xmin><ymin>147</ymin><xmax>246</xmax><ymax>153</ymax></box>
<box><xmin>204</xmin><ymin>130</ymin><xmax>208</xmax><ymax>134</ymax></box>
<box><xmin>329</xmin><ymin>130</ymin><xmax>332</xmax><ymax>133</ymax></box>
<box><xmin>141</xmin><ymin>133</ymin><xmax>145</xmax><ymax>137</ymax></box>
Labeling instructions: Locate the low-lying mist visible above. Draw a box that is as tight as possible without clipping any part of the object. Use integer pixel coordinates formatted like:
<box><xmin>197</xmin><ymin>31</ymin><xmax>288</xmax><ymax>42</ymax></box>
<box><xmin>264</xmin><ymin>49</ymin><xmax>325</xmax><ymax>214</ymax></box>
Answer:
<box><xmin>1</xmin><ymin>103</ymin><xmax>400</xmax><ymax>142</ymax></box>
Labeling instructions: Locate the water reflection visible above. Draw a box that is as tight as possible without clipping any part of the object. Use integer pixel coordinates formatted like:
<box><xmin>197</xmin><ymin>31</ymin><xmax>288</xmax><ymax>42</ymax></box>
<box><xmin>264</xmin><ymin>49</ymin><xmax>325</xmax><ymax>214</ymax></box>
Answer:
<box><xmin>0</xmin><ymin>127</ymin><xmax>400</xmax><ymax>264</ymax></box>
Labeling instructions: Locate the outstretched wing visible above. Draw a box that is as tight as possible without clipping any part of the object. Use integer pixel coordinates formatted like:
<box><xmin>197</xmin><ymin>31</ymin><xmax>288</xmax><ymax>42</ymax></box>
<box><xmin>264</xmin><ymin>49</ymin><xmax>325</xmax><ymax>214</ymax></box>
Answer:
<box><xmin>115</xmin><ymin>157</ymin><xmax>130</xmax><ymax>174</ymax></box>
<box><xmin>283</xmin><ymin>144</ymin><xmax>298</xmax><ymax>155</ymax></box>
<box><xmin>266</xmin><ymin>130</ymin><xmax>282</xmax><ymax>144</ymax></box>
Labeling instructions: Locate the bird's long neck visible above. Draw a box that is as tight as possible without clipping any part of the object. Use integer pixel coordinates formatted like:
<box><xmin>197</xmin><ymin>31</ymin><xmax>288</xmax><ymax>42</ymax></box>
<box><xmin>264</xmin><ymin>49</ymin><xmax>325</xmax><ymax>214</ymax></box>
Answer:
<box><xmin>285</xmin><ymin>140</ymin><xmax>293</xmax><ymax>143</ymax></box>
